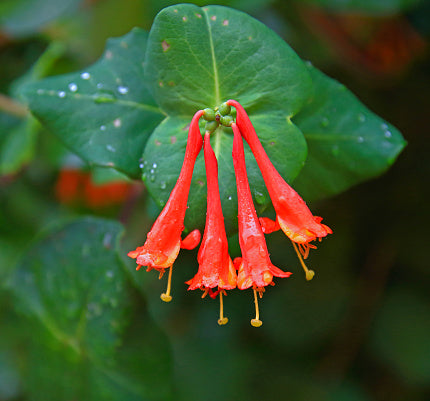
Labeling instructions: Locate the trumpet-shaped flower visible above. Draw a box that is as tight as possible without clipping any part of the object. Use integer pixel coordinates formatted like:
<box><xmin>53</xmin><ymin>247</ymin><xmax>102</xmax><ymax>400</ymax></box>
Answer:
<box><xmin>232</xmin><ymin>122</ymin><xmax>292</xmax><ymax>326</ymax></box>
<box><xmin>128</xmin><ymin>110</ymin><xmax>204</xmax><ymax>301</ymax></box>
<box><xmin>228</xmin><ymin>100</ymin><xmax>332</xmax><ymax>280</ymax></box>
<box><xmin>186</xmin><ymin>131</ymin><xmax>237</xmax><ymax>325</ymax></box>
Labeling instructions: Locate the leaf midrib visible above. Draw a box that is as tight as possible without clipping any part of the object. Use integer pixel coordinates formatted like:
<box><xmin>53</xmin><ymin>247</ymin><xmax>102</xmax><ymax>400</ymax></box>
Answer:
<box><xmin>31</xmin><ymin>91</ymin><xmax>165</xmax><ymax>115</ymax></box>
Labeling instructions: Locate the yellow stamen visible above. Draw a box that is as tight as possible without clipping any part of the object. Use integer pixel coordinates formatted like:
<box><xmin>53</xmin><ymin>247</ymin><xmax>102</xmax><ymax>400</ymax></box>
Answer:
<box><xmin>217</xmin><ymin>290</ymin><xmax>228</xmax><ymax>325</ymax></box>
<box><xmin>292</xmin><ymin>242</ymin><xmax>315</xmax><ymax>281</ymax></box>
<box><xmin>251</xmin><ymin>287</ymin><xmax>263</xmax><ymax>327</ymax></box>
<box><xmin>160</xmin><ymin>266</ymin><xmax>173</xmax><ymax>302</ymax></box>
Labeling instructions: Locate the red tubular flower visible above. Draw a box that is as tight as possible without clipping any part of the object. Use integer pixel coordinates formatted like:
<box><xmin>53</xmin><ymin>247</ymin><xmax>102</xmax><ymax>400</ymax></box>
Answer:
<box><xmin>232</xmin><ymin>122</ymin><xmax>292</xmax><ymax>327</ymax></box>
<box><xmin>228</xmin><ymin>100</ymin><xmax>332</xmax><ymax>281</ymax></box>
<box><xmin>186</xmin><ymin>131</ymin><xmax>237</xmax><ymax>325</ymax></box>
<box><xmin>128</xmin><ymin>110</ymin><xmax>204</xmax><ymax>301</ymax></box>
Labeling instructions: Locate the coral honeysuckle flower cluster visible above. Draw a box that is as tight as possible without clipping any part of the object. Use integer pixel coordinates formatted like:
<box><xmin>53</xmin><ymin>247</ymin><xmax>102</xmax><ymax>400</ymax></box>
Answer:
<box><xmin>128</xmin><ymin>101</ymin><xmax>332</xmax><ymax>327</ymax></box>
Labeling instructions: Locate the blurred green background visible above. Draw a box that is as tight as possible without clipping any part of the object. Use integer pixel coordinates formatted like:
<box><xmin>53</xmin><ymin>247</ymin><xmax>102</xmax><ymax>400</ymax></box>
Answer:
<box><xmin>1</xmin><ymin>0</ymin><xmax>429</xmax><ymax>400</ymax></box>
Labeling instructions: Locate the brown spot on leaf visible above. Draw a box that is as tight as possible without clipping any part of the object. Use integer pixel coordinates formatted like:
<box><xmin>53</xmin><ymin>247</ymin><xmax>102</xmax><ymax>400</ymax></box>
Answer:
<box><xmin>223</xmin><ymin>20</ymin><xmax>229</xmax><ymax>26</ymax></box>
<box><xmin>170</xmin><ymin>136</ymin><xmax>177</xmax><ymax>144</ymax></box>
<box><xmin>182</xmin><ymin>123</ymin><xmax>190</xmax><ymax>131</ymax></box>
<box><xmin>197</xmin><ymin>180</ymin><xmax>205</xmax><ymax>187</ymax></box>
<box><xmin>161</xmin><ymin>40</ymin><xmax>170</xmax><ymax>52</ymax></box>
<box><xmin>155</xmin><ymin>140</ymin><xmax>162</xmax><ymax>146</ymax></box>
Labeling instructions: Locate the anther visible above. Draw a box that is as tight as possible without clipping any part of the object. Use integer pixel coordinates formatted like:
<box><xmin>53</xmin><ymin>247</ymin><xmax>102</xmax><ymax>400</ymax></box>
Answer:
<box><xmin>217</xmin><ymin>290</ymin><xmax>229</xmax><ymax>325</ymax></box>
<box><xmin>160</xmin><ymin>266</ymin><xmax>173</xmax><ymax>302</ymax></box>
<box><xmin>250</xmin><ymin>287</ymin><xmax>263</xmax><ymax>327</ymax></box>
<box><xmin>292</xmin><ymin>242</ymin><xmax>315</xmax><ymax>281</ymax></box>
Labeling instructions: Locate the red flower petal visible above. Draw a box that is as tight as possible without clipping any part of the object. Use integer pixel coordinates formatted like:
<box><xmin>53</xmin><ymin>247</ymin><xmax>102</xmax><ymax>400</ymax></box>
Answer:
<box><xmin>232</xmin><ymin>123</ymin><xmax>291</xmax><ymax>290</ymax></box>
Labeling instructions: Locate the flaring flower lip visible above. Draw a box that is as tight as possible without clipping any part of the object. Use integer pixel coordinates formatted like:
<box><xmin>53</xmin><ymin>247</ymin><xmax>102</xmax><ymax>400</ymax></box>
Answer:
<box><xmin>186</xmin><ymin>131</ymin><xmax>237</xmax><ymax>291</ymax></box>
<box><xmin>232</xmin><ymin>122</ymin><xmax>291</xmax><ymax>290</ymax></box>
<box><xmin>128</xmin><ymin>110</ymin><xmax>205</xmax><ymax>272</ymax></box>
<box><xmin>227</xmin><ymin>99</ymin><xmax>332</xmax><ymax>245</ymax></box>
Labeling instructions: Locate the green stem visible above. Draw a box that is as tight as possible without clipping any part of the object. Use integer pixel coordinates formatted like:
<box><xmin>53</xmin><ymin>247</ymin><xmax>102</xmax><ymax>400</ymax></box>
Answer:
<box><xmin>0</xmin><ymin>94</ymin><xmax>28</xmax><ymax>118</ymax></box>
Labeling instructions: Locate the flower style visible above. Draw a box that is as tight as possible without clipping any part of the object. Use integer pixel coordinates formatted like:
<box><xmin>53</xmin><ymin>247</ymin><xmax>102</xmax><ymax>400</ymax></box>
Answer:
<box><xmin>128</xmin><ymin>109</ymin><xmax>205</xmax><ymax>301</ymax></box>
<box><xmin>228</xmin><ymin>100</ymin><xmax>332</xmax><ymax>281</ymax></box>
<box><xmin>232</xmin><ymin>122</ymin><xmax>292</xmax><ymax>327</ymax></box>
<box><xmin>186</xmin><ymin>131</ymin><xmax>237</xmax><ymax>325</ymax></box>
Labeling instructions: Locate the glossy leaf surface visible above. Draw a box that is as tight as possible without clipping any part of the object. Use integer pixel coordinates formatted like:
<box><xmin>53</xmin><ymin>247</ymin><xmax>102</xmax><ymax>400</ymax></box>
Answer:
<box><xmin>20</xmin><ymin>28</ymin><xmax>164</xmax><ymax>179</ymax></box>
<box><xmin>292</xmin><ymin>65</ymin><xmax>406</xmax><ymax>201</ymax></box>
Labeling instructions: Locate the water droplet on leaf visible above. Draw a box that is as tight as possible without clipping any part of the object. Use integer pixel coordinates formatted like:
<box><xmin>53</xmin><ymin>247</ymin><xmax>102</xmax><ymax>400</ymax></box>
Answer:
<box><xmin>117</xmin><ymin>85</ymin><xmax>129</xmax><ymax>95</ymax></box>
<box><xmin>254</xmin><ymin>191</ymin><xmax>266</xmax><ymax>205</ymax></box>
<box><xmin>68</xmin><ymin>83</ymin><xmax>78</xmax><ymax>92</ymax></box>
<box><xmin>80</xmin><ymin>72</ymin><xmax>90</xmax><ymax>80</ymax></box>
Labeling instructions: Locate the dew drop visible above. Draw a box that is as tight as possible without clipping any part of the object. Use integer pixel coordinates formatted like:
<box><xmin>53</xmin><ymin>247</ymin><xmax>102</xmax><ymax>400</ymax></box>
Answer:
<box><xmin>381</xmin><ymin>123</ymin><xmax>389</xmax><ymax>130</ymax></box>
<box><xmin>106</xmin><ymin>145</ymin><xmax>116</xmax><ymax>152</ymax></box>
<box><xmin>384</xmin><ymin>131</ymin><xmax>392</xmax><ymax>138</ymax></box>
<box><xmin>150</xmin><ymin>168</ymin><xmax>155</xmax><ymax>174</ymax></box>
<box><xmin>150</xmin><ymin>175</ymin><xmax>156</xmax><ymax>182</ymax></box>
<box><xmin>100</xmin><ymin>125</ymin><xmax>106</xmax><ymax>131</ymax></box>
<box><xmin>320</xmin><ymin>117</ymin><xmax>329</xmax><ymax>127</ymax></box>
<box><xmin>182</xmin><ymin>16</ymin><xmax>187</xmax><ymax>21</ymax></box>
<box><xmin>80</xmin><ymin>72</ymin><xmax>90</xmax><ymax>80</ymax></box>
<box><xmin>58</xmin><ymin>91</ymin><xmax>66</xmax><ymax>98</ymax></box>
<box><xmin>358</xmin><ymin>113</ymin><xmax>366</xmax><ymax>122</ymax></box>
<box><xmin>254</xmin><ymin>191</ymin><xmax>266</xmax><ymax>205</ymax></box>
<box><xmin>68</xmin><ymin>83</ymin><xmax>78</xmax><ymax>92</ymax></box>
<box><xmin>117</xmin><ymin>85</ymin><xmax>129</xmax><ymax>95</ymax></box>
<box><xmin>152</xmin><ymin>162</ymin><xmax>157</xmax><ymax>168</ymax></box>
<box><xmin>113</xmin><ymin>118</ymin><xmax>121</xmax><ymax>128</ymax></box>
<box><xmin>223</xmin><ymin>20</ymin><xmax>229</xmax><ymax>26</ymax></box>
<box><xmin>97</xmin><ymin>82</ymin><xmax>103</xmax><ymax>89</ymax></box>
<box><xmin>105</xmin><ymin>270</ymin><xmax>114</xmax><ymax>279</ymax></box>
<box><xmin>228</xmin><ymin>196</ymin><xmax>232</xmax><ymax>201</ymax></box>
<box><xmin>160</xmin><ymin>181</ymin><xmax>166</xmax><ymax>189</ymax></box>
<box><xmin>139</xmin><ymin>163</ymin><xmax>144</xmax><ymax>169</ymax></box>
<box><xmin>37</xmin><ymin>89</ymin><xmax>44</xmax><ymax>95</ymax></box>
<box><xmin>357</xmin><ymin>136</ymin><xmax>364</xmax><ymax>143</ymax></box>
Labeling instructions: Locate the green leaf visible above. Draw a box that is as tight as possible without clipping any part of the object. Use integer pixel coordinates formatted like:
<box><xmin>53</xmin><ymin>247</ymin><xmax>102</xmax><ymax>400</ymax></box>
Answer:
<box><xmin>20</xmin><ymin>28</ymin><xmax>165</xmax><ymax>179</ymax></box>
<box><xmin>0</xmin><ymin>0</ymin><xmax>82</xmax><ymax>36</ymax></box>
<box><xmin>145</xmin><ymin>4</ymin><xmax>311</xmax><ymax>115</ymax></box>
<box><xmin>8</xmin><ymin>217</ymin><xmax>172</xmax><ymax>401</ymax></box>
<box><xmin>143</xmin><ymin>4</ymin><xmax>312</xmax><ymax>231</ymax></box>
<box><xmin>292</xmin><ymin>65</ymin><xmax>406</xmax><ymax>201</ymax></box>
<box><xmin>302</xmin><ymin>0</ymin><xmax>423</xmax><ymax>15</ymax></box>
<box><xmin>0</xmin><ymin>116</ymin><xmax>38</xmax><ymax>175</ymax></box>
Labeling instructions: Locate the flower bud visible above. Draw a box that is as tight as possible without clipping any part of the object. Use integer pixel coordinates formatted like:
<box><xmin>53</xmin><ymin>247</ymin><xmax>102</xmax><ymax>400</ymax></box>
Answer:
<box><xmin>218</xmin><ymin>102</ymin><xmax>231</xmax><ymax>116</ymax></box>
<box><xmin>203</xmin><ymin>108</ymin><xmax>216</xmax><ymax>121</ymax></box>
